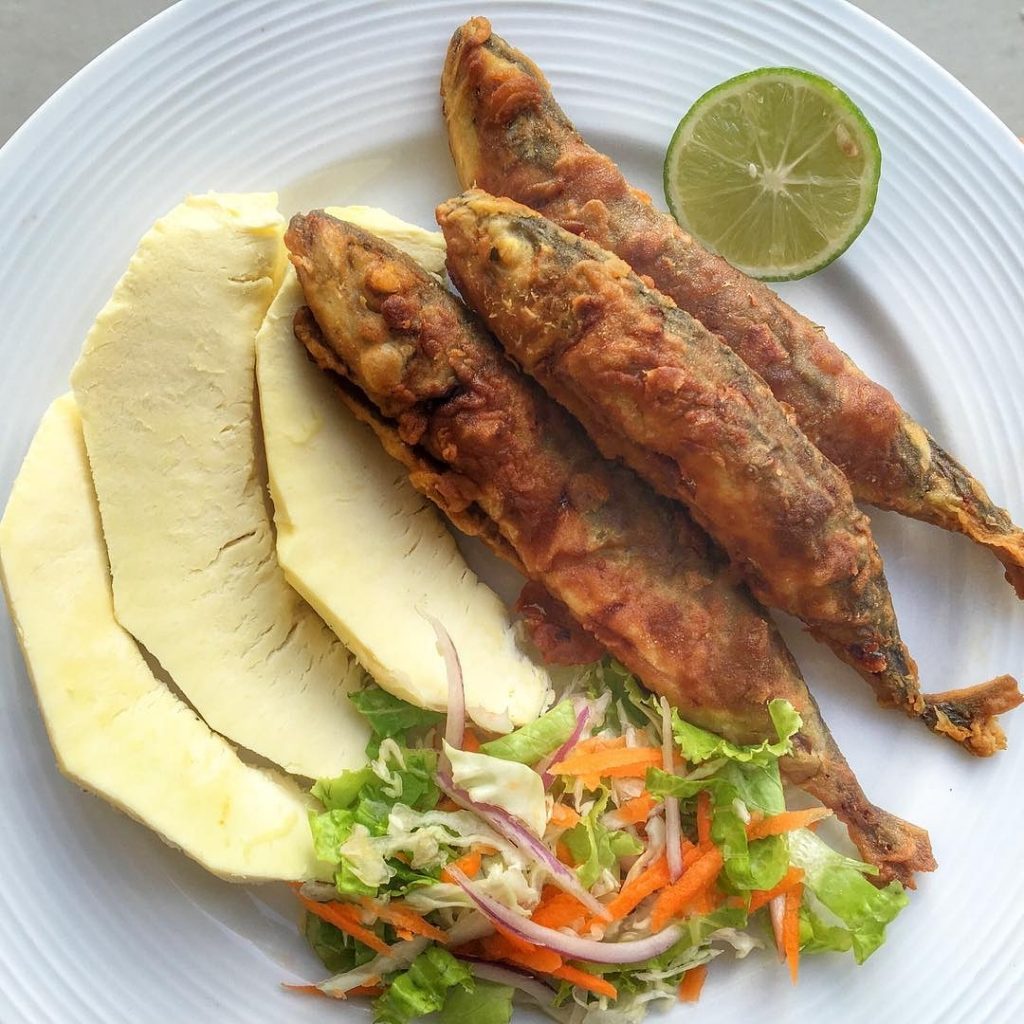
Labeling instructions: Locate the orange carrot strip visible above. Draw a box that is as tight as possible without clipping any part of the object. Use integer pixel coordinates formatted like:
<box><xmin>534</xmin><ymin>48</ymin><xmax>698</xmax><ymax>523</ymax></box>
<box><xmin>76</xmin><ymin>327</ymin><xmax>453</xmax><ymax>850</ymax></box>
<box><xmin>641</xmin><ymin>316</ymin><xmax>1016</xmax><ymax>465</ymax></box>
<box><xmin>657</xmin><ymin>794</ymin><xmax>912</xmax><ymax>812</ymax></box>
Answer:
<box><xmin>441</xmin><ymin>849</ymin><xmax>483</xmax><ymax>884</ymax></box>
<box><xmin>357</xmin><ymin>897</ymin><xmax>448</xmax><ymax>943</ymax></box>
<box><xmin>613</xmin><ymin>792</ymin><xmax>656</xmax><ymax>826</ymax></box>
<box><xmin>438</xmin><ymin>797</ymin><xmax>461</xmax><ymax>812</ymax></box>
<box><xmin>550</xmin><ymin>803</ymin><xmax>582</xmax><ymax>829</ymax></box>
<box><xmin>604</xmin><ymin>855</ymin><xmax>671</xmax><ymax>921</ymax></box>
<box><xmin>746</xmin><ymin>807</ymin><xmax>832</xmax><ymax>841</ymax></box>
<box><xmin>482</xmin><ymin>933</ymin><xmax>564</xmax><ymax>974</ymax></box>
<box><xmin>696</xmin><ymin>791</ymin><xmax>712</xmax><ymax>847</ymax></box>
<box><xmin>747</xmin><ymin>866</ymin><xmax>805</xmax><ymax>912</ymax></box>
<box><xmin>556</xmin><ymin>840</ymin><xmax>574</xmax><ymax>865</ymax></box>
<box><xmin>462</xmin><ymin>729</ymin><xmax>482</xmax><ymax>753</ymax></box>
<box><xmin>299</xmin><ymin>896</ymin><xmax>392</xmax><ymax>957</ymax></box>
<box><xmin>678</xmin><ymin>964</ymin><xmax>707</xmax><ymax>1003</ymax></box>
<box><xmin>783</xmin><ymin>884</ymin><xmax>803</xmax><ymax>984</ymax></box>
<box><xmin>531</xmin><ymin>889</ymin><xmax>591</xmax><ymax>931</ymax></box>
<box><xmin>650</xmin><ymin>847</ymin><xmax>725</xmax><ymax>931</ymax></box>
<box><xmin>551</xmin><ymin>747</ymin><xmax>663</xmax><ymax>777</ymax></box>
<box><xmin>551</xmin><ymin>965</ymin><xmax>618</xmax><ymax>1000</ymax></box>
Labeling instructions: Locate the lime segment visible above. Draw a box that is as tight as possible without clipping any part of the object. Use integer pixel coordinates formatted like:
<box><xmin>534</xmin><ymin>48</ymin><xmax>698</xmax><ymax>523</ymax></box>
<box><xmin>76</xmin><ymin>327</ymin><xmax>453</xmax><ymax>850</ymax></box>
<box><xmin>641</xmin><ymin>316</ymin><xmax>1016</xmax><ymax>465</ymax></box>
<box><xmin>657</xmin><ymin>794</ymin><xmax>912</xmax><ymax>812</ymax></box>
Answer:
<box><xmin>664</xmin><ymin>67</ymin><xmax>881</xmax><ymax>281</ymax></box>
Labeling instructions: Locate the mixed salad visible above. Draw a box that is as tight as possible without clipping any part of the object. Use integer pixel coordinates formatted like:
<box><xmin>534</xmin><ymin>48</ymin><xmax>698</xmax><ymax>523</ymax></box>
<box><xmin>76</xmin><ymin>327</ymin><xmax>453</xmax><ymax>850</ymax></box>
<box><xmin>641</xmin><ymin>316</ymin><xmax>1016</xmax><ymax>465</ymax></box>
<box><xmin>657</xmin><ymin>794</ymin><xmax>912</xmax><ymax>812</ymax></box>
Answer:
<box><xmin>291</xmin><ymin>636</ymin><xmax>908</xmax><ymax>1022</ymax></box>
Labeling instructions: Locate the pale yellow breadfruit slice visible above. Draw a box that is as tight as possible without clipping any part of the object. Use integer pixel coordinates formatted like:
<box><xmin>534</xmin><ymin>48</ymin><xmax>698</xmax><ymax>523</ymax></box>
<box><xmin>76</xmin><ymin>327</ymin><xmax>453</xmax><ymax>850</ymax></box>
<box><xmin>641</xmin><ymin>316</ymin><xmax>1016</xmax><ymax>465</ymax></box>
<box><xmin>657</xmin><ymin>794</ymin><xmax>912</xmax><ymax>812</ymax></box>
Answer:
<box><xmin>257</xmin><ymin>261</ymin><xmax>549</xmax><ymax>733</ymax></box>
<box><xmin>0</xmin><ymin>395</ymin><xmax>322</xmax><ymax>881</ymax></box>
<box><xmin>71</xmin><ymin>193</ymin><xmax>368</xmax><ymax>777</ymax></box>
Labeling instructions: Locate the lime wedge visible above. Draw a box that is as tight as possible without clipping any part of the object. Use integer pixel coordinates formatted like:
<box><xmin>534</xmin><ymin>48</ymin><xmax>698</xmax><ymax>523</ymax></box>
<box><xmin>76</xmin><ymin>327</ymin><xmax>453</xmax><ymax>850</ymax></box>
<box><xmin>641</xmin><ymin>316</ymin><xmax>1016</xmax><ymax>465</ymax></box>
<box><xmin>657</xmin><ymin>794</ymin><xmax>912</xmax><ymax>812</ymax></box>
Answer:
<box><xmin>664</xmin><ymin>67</ymin><xmax>881</xmax><ymax>281</ymax></box>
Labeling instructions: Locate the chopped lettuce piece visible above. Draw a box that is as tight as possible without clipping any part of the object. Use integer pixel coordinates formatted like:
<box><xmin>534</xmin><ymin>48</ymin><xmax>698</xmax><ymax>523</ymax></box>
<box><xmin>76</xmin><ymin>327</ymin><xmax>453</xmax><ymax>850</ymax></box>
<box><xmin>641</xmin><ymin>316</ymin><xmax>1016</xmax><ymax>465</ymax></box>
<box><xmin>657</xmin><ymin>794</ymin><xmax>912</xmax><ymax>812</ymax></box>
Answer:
<box><xmin>479</xmin><ymin>701</ymin><xmax>576</xmax><ymax>764</ymax></box>
<box><xmin>799</xmin><ymin>906</ymin><xmax>855</xmax><ymax>955</ymax></box>
<box><xmin>563</xmin><ymin>793</ymin><xmax>643</xmax><ymax>888</ymax></box>
<box><xmin>309</xmin><ymin>808</ymin><xmax>356</xmax><ymax>862</ymax></box>
<box><xmin>441</xmin><ymin>979</ymin><xmax>513</xmax><ymax>1024</ymax></box>
<box><xmin>672</xmin><ymin>699</ymin><xmax>801</xmax><ymax>765</ymax></box>
<box><xmin>583</xmin><ymin>660</ymin><xmax>660</xmax><ymax>730</ymax></box>
<box><xmin>351</xmin><ymin>684</ymin><xmax>444</xmax><ymax>754</ymax></box>
<box><xmin>304</xmin><ymin>914</ymin><xmax>377</xmax><ymax>974</ymax></box>
<box><xmin>374</xmin><ymin>947</ymin><xmax>473</xmax><ymax>1024</ymax></box>
<box><xmin>444</xmin><ymin>742</ymin><xmax>547</xmax><ymax>836</ymax></box>
<box><xmin>788</xmin><ymin>828</ymin><xmax>907</xmax><ymax>962</ymax></box>
<box><xmin>312</xmin><ymin>767</ymin><xmax>376</xmax><ymax>810</ymax></box>
<box><xmin>647</xmin><ymin>761</ymin><xmax>787</xmax><ymax>891</ymax></box>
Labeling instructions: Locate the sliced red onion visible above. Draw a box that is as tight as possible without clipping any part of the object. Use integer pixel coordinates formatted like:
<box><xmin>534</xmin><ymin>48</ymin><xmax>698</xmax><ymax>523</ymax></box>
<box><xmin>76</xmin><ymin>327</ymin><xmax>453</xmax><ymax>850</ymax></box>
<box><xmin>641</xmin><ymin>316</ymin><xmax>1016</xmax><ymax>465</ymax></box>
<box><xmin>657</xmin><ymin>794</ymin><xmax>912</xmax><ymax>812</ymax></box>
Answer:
<box><xmin>539</xmin><ymin>704</ymin><xmax>592</xmax><ymax>787</ymax></box>
<box><xmin>460</xmin><ymin>960</ymin><xmax>570</xmax><ymax>1021</ymax></box>
<box><xmin>436</xmin><ymin>769</ymin><xmax>610</xmax><ymax>921</ymax></box>
<box><xmin>660</xmin><ymin>698</ymin><xmax>682</xmax><ymax>883</ymax></box>
<box><xmin>421</xmin><ymin>610</ymin><xmax>465</xmax><ymax>750</ymax></box>
<box><xmin>449</xmin><ymin>867</ymin><xmax>682</xmax><ymax>964</ymax></box>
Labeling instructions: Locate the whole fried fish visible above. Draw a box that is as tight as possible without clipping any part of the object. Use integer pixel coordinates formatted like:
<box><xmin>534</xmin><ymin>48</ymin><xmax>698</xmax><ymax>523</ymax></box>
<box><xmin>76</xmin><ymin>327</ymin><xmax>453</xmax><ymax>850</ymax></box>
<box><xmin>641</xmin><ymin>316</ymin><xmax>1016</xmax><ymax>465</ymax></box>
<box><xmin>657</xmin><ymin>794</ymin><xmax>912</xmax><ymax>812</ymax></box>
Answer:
<box><xmin>286</xmin><ymin>210</ymin><xmax>935</xmax><ymax>886</ymax></box>
<box><xmin>437</xmin><ymin>189</ymin><xmax>1021</xmax><ymax>755</ymax></box>
<box><xmin>440</xmin><ymin>16</ymin><xmax>1024</xmax><ymax>599</ymax></box>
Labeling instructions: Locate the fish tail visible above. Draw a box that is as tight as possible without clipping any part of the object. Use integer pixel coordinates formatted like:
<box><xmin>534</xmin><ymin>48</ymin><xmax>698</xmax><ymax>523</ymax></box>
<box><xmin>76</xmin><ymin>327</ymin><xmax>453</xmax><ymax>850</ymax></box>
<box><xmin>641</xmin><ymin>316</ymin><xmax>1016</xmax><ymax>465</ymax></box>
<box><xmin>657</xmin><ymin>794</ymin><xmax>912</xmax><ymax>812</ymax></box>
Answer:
<box><xmin>920</xmin><ymin>674</ymin><xmax>1023</xmax><ymax>756</ymax></box>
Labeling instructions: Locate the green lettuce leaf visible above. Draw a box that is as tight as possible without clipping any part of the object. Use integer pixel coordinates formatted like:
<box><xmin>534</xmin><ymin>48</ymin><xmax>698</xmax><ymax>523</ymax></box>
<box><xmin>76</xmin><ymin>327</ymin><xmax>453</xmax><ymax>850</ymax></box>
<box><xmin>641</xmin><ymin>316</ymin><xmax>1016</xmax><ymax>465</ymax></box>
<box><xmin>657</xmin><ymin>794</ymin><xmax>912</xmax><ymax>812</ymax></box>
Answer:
<box><xmin>351</xmin><ymin>685</ymin><xmax>445</xmax><ymax>755</ymax></box>
<box><xmin>312</xmin><ymin>767</ymin><xmax>375</xmax><ymax>811</ymax></box>
<box><xmin>563</xmin><ymin>793</ymin><xmax>644</xmax><ymax>888</ymax></box>
<box><xmin>441</xmin><ymin>979</ymin><xmax>513</xmax><ymax>1024</ymax></box>
<box><xmin>309</xmin><ymin>808</ymin><xmax>356</xmax><ymax>862</ymax></box>
<box><xmin>583</xmin><ymin>660</ymin><xmax>660</xmax><ymax>731</ymax></box>
<box><xmin>647</xmin><ymin>759</ymin><xmax>788</xmax><ymax>892</ymax></box>
<box><xmin>374</xmin><ymin>946</ymin><xmax>474</xmax><ymax>1024</ymax></box>
<box><xmin>479</xmin><ymin>701</ymin><xmax>576</xmax><ymax>764</ymax></box>
<box><xmin>788</xmin><ymin>828</ymin><xmax>908</xmax><ymax>962</ymax></box>
<box><xmin>672</xmin><ymin>699</ymin><xmax>801</xmax><ymax>765</ymax></box>
<box><xmin>799</xmin><ymin>905</ymin><xmax>854</xmax><ymax>955</ymax></box>
<box><xmin>303</xmin><ymin>913</ymin><xmax>378</xmax><ymax>974</ymax></box>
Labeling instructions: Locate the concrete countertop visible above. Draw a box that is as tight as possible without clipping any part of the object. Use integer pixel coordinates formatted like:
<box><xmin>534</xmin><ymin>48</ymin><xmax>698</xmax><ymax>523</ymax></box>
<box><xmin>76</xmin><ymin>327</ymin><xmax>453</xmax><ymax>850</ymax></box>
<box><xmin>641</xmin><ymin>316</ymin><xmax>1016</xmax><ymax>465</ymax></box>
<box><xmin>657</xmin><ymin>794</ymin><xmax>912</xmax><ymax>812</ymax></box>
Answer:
<box><xmin>2</xmin><ymin>1</ymin><xmax>1021</xmax><ymax>146</ymax></box>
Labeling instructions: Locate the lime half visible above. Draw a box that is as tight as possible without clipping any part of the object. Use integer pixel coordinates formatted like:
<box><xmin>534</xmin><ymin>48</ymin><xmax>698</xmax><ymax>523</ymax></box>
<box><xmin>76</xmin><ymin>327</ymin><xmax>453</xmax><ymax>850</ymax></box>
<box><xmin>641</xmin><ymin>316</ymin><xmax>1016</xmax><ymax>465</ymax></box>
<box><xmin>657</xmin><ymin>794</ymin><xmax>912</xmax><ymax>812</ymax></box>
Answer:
<box><xmin>664</xmin><ymin>68</ymin><xmax>881</xmax><ymax>281</ymax></box>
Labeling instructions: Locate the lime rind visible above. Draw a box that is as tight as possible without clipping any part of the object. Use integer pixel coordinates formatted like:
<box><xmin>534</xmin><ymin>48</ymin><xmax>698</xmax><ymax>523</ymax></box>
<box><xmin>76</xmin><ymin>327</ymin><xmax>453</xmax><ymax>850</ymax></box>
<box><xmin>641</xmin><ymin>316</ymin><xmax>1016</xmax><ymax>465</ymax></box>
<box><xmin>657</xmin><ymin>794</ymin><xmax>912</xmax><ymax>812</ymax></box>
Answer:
<box><xmin>664</xmin><ymin>67</ymin><xmax>881</xmax><ymax>281</ymax></box>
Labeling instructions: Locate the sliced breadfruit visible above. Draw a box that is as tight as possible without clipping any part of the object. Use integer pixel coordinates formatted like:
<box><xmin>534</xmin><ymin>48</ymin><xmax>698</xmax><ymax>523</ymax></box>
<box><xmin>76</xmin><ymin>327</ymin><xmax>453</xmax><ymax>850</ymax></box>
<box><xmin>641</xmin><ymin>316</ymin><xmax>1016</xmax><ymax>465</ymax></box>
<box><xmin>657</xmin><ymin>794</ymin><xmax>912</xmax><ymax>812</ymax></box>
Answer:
<box><xmin>71</xmin><ymin>193</ymin><xmax>368</xmax><ymax>778</ymax></box>
<box><xmin>0</xmin><ymin>395</ymin><xmax>323</xmax><ymax>881</ymax></box>
<box><xmin>256</xmin><ymin>208</ymin><xmax>549</xmax><ymax>733</ymax></box>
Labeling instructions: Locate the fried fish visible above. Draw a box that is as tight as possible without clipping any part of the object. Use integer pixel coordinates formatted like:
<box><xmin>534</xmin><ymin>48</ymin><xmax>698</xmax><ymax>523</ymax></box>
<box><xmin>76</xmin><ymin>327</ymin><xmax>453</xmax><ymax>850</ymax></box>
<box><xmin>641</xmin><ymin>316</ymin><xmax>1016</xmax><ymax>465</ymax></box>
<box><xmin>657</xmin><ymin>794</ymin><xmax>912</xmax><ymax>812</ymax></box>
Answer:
<box><xmin>440</xmin><ymin>16</ymin><xmax>1024</xmax><ymax>598</ymax></box>
<box><xmin>437</xmin><ymin>188</ymin><xmax>1021</xmax><ymax>755</ymax></box>
<box><xmin>285</xmin><ymin>210</ymin><xmax>935</xmax><ymax>885</ymax></box>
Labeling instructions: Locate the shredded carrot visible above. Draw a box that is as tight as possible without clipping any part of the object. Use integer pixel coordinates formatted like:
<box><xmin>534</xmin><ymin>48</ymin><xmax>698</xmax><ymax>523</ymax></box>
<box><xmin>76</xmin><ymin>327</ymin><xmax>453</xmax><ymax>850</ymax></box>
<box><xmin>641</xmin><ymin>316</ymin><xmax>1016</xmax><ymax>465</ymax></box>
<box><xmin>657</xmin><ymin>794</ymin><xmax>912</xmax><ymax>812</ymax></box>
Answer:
<box><xmin>284</xmin><ymin>981</ymin><xmax>384</xmax><ymax>1000</ymax></box>
<box><xmin>650</xmin><ymin>847</ymin><xmax>724</xmax><ymax>931</ymax></box>
<box><xmin>299</xmin><ymin>896</ymin><xmax>392</xmax><ymax>956</ymax></box>
<box><xmin>612</xmin><ymin>792</ymin><xmax>656</xmax><ymax>826</ymax></box>
<box><xmin>746</xmin><ymin>807</ymin><xmax>832</xmax><ymax>841</ymax></box>
<box><xmin>550</xmin><ymin>747</ymin><xmax>663</xmax><ymax>779</ymax></box>
<box><xmin>747</xmin><ymin>866</ymin><xmax>805</xmax><ymax>912</ymax></box>
<box><xmin>605</xmin><ymin>855</ymin><xmax>671</xmax><ymax>921</ymax></box>
<box><xmin>556</xmin><ymin>840</ymin><xmax>574</xmax><ymax>865</ymax></box>
<box><xmin>482</xmin><ymin>933</ymin><xmax>563</xmax><ymax>974</ymax></box>
<box><xmin>678</xmin><ymin>964</ymin><xmax>707</xmax><ymax>1003</ymax></box>
<box><xmin>357</xmin><ymin>897</ymin><xmax>448</xmax><ymax>943</ymax></box>
<box><xmin>696</xmin><ymin>790</ymin><xmax>712</xmax><ymax>847</ymax></box>
<box><xmin>550</xmin><ymin>803</ymin><xmax>582</xmax><ymax>829</ymax></box>
<box><xmin>531</xmin><ymin>888</ymin><xmax>591</xmax><ymax>931</ymax></box>
<box><xmin>438</xmin><ymin>797</ymin><xmax>461</xmax><ymax>813</ymax></box>
<box><xmin>783</xmin><ymin>883</ymin><xmax>803</xmax><ymax>983</ymax></box>
<box><xmin>551</xmin><ymin>964</ymin><xmax>618</xmax><ymax>1000</ymax></box>
<box><xmin>441</xmin><ymin>849</ymin><xmax>483</xmax><ymax>884</ymax></box>
<box><xmin>462</xmin><ymin>729</ymin><xmax>482</xmax><ymax>753</ymax></box>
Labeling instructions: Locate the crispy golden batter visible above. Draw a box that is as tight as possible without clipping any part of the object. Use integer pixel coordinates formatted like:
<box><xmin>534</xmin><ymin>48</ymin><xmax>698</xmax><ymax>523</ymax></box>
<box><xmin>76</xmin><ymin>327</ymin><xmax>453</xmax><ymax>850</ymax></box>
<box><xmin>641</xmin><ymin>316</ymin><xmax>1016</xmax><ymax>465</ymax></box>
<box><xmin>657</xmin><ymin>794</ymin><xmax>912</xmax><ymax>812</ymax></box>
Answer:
<box><xmin>286</xmin><ymin>210</ymin><xmax>934</xmax><ymax>885</ymax></box>
<box><xmin>437</xmin><ymin>189</ymin><xmax>1021</xmax><ymax>754</ymax></box>
<box><xmin>441</xmin><ymin>16</ymin><xmax>1024</xmax><ymax>598</ymax></box>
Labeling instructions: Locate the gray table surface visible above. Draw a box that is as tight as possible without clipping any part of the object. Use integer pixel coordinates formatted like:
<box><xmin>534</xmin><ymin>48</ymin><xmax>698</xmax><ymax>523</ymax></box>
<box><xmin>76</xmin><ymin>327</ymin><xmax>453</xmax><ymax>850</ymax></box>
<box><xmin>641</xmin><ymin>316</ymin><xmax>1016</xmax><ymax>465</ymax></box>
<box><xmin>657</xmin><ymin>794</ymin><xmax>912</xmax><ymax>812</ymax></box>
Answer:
<box><xmin>1</xmin><ymin>0</ymin><xmax>1022</xmax><ymax>147</ymax></box>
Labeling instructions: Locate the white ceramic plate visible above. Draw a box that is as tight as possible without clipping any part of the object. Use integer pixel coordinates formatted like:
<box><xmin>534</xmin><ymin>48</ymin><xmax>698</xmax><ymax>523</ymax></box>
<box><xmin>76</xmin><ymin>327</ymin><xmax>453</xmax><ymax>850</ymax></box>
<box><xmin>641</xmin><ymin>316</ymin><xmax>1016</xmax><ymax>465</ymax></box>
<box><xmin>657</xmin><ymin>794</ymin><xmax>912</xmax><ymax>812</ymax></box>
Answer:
<box><xmin>2</xmin><ymin>1</ymin><xmax>1022</xmax><ymax>1021</ymax></box>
